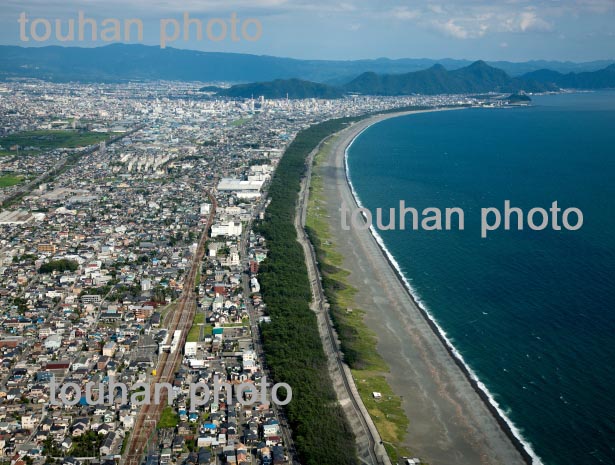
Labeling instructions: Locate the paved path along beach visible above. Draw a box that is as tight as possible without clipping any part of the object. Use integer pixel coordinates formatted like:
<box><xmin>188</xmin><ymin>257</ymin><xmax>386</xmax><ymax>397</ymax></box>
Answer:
<box><xmin>317</xmin><ymin>110</ymin><xmax>529</xmax><ymax>465</ymax></box>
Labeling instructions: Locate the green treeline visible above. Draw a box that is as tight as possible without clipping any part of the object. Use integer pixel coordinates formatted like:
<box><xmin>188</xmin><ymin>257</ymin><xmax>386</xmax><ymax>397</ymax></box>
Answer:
<box><xmin>39</xmin><ymin>259</ymin><xmax>79</xmax><ymax>274</ymax></box>
<box><xmin>256</xmin><ymin>117</ymin><xmax>362</xmax><ymax>465</ymax></box>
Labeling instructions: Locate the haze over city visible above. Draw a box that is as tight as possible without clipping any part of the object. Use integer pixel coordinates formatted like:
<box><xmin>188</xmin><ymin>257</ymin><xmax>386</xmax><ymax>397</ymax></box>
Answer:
<box><xmin>1</xmin><ymin>0</ymin><xmax>614</xmax><ymax>61</ymax></box>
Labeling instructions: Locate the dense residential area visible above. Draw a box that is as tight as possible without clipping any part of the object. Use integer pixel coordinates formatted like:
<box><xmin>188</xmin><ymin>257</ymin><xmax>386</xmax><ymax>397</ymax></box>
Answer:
<box><xmin>0</xmin><ymin>80</ymin><xmax>481</xmax><ymax>465</ymax></box>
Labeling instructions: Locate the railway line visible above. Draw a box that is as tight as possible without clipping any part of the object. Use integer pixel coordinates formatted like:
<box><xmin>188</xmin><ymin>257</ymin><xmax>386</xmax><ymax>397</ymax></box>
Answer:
<box><xmin>122</xmin><ymin>191</ymin><xmax>217</xmax><ymax>465</ymax></box>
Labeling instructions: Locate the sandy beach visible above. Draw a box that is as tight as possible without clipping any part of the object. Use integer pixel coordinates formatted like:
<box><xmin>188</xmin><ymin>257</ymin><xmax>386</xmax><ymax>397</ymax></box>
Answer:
<box><xmin>317</xmin><ymin>110</ymin><xmax>529</xmax><ymax>465</ymax></box>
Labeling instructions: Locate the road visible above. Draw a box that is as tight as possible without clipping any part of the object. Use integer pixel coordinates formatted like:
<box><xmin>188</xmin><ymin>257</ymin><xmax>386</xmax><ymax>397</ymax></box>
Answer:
<box><xmin>295</xmin><ymin>136</ymin><xmax>391</xmax><ymax>465</ymax></box>
<box><xmin>122</xmin><ymin>190</ymin><xmax>217</xmax><ymax>465</ymax></box>
<box><xmin>238</xmin><ymin>204</ymin><xmax>300</xmax><ymax>465</ymax></box>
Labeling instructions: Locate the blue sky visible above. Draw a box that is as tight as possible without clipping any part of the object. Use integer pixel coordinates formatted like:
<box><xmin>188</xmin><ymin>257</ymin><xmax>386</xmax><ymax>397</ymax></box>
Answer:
<box><xmin>1</xmin><ymin>0</ymin><xmax>614</xmax><ymax>62</ymax></box>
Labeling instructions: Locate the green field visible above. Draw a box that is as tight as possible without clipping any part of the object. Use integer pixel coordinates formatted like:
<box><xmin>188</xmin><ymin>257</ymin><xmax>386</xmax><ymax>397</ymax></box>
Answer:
<box><xmin>0</xmin><ymin>174</ymin><xmax>23</xmax><ymax>188</ymax></box>
<box><xmin>186</xmin><ymin>313</ymin><xmax>209</xmax><ymax>342</ymax></box>
<box><xmin>158</xmin><ymin>406</ymin><xmax>179</xmax><ymax>428</ymax></box>
<box><xmin>230</xmin><ymin>117</ymin><xmax>251</xmax><ymax>127</ymax></box>
<box><xmin>0</xmin><ymin>130</ymin><xmax>109</xmax><ymax>152</ymax></box>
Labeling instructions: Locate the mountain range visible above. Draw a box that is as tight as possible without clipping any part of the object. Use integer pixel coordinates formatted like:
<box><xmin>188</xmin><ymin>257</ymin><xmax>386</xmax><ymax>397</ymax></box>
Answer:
<box><xmin>343</xmin><ymin>61</ymin><xmax>556</xmax><ymax>95</ymax></box>
<box><xmin>0</xmin><ymin>44</ymin><xmax>613</xmax><ymax>84</ymax></box>
<box><xmin>523</xmin><ymin>64</ymin><xmax>615</xmax><ymax>89</ymax></box>
<box><xmin>215</xmin><ymin>61</ymin><xmax>615</xmax><ymax>98</ymax></box>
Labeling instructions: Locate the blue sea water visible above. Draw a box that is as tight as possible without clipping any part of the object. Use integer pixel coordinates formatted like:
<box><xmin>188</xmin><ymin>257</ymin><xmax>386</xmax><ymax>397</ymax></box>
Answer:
<box><xmin>347</xmin><ymin>92</ymin><xmax>615</xmax><ymax>465</ymax></box>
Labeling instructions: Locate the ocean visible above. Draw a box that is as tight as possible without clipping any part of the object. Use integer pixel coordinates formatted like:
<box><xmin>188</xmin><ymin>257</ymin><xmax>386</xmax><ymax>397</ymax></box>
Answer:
<box><xmin>346</xmin><ymin>92</ymin><xmax>615</xmax><ymax>465</ymax></box>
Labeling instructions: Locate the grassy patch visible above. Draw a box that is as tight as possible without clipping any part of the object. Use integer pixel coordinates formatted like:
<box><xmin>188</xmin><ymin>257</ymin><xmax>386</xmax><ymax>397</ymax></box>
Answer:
<box><xmin>160</xmin><ymin>302</ymin><xmax>175</xmax><ymax>324</ymax></box>
<box><xmin>186</xmin><ymin>313</ymin><xmax>208</xmax><ymax>342</ymax></box>
<box><xmin>230</xmin><ymin>117</ymin><xmax>251</xmax><ymax>127</ymax></box>
<box><xmin>0</xmin><ymin>174</ymin><xmax>23</xmax><ymax>188</ymax></box>
<box><xmin>186</xmin><ymin>325</ymin><xmax>201</xmax><ymax>342</ymax></box>
<box><xmin>306</xmin><ymin>136</ymin><xmax>412</xmax><ymax>461</ymax></box>
<box><xmin>352</xmin><ymin>371</ymin><xmax>412</xmax><ymax>462</ymax></box>
<box><xmin>120</xmin><ymin>432</ymin><xmax>130</xmax><ymax>454</ymax></box>
<box><xmin>306</xmin><ymin>138</ymin><xmax>385</xmax><ymax>372</ymax></box>
<box><xmin>221</xmin><ymin>322</ymin><xmax>248</xmax><ymax>328</ymax></box>
<box><xmin>0</xmin><ymin>149</ymin><xmax>38</xmax><ymax>157</ymax></box>
<box><xmin>158</xmin><ymin>406</ymin><xmax>179</xmax><ymax>428</ymax></box>
<box><xmin>0</xmin><ymin>130</ymin><xmax>109</xmax><ymax>152</ymax></box>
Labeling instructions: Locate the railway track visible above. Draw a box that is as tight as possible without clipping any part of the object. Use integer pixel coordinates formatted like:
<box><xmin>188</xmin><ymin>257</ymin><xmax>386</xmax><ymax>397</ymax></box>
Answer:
<box><xmin>122</xmin><ymin>191</ymin><xmax>217</xmax><ymax>465</ymax></box>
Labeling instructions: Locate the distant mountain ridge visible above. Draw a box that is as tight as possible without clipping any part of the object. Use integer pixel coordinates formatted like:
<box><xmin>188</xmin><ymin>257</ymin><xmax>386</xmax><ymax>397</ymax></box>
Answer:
<box><xmin>209</xmin><ymin>61</ymin><xmax>615</xmax><ymax>99</ymax></box>
<box><xmin>0</xmin><ymin>44</ymin><xmax>612</xmax><ymax>83</ymax></box>
<box><xmin>522</xmin><ymin>64</ymin><xmax>615</xmax><ymax>89</ymax></box>
<box><xmin>343</xmin><ymin>61</ymin><xmax>557</xmax><ymax>95</ymax></box>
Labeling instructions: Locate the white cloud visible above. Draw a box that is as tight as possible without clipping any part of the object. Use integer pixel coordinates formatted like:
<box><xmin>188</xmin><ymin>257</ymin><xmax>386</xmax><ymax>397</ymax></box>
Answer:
<box><xmin>428</xmin><ymin>4</ymin><xmax>445</xmax><ymax>15</ymax></box>
<box><xmin>379</xmin><ymin>1</ymin><xmax>564</xmax><ymax>40</ymax></box>
<box><xmin>390</xmin><ymin>6</ymin><xmax>421</xmax><ymax>20</ymax></box>
<box><xmin>518</xmin><ymin>11</ymin><xmax>553</xmax><ymax>32</ymax></box>
<box><xmin>434</xmin><ymin>19</ymin><xmax>470</xmax><ymax>39</ymax></box>
<box><xmin>432</xmin><ymin>19</ymin><xmax>488</xmax><ymax>39</ymax></box>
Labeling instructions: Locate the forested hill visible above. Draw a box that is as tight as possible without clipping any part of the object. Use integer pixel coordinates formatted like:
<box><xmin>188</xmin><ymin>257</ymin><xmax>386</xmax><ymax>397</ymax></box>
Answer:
<box><xmin>343</xmin><ymin>60</ymin><xmax>556</xmax><ymax>95</ymax></box>
<box><xmin>521</xmin><ymin>64</ymin><xmax>615</xmax><ymax>89</ymax></box>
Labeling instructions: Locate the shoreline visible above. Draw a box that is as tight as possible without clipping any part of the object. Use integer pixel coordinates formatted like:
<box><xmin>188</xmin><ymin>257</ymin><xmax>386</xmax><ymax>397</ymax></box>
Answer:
<box><xmin>320</xmin><ymin>108</ymin><xmax>539</xmax><ymax>465</ymax></box>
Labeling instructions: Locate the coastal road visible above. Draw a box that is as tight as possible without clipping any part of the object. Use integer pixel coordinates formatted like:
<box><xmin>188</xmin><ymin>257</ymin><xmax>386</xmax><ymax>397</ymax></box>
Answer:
<box><xmin>319</xmin><ymin>111</ymin><xmax>530</xmax><ymax>465</ymax></box>
<box><xmin>122</xmin><ymin>191</ymin><xmax>217</xmax><ymax>465</ymax></box>
<box><xmin>295</xmin><ymin>136</ymin><xmax>391</xmax><ymax>465</ymax></box>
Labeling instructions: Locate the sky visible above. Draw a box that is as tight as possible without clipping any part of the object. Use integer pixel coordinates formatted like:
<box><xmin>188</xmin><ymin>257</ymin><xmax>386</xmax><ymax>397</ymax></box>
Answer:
<box><xmin>0</xmin><ymin>0</ymin><xmax>614</xmax><ymax>62</ymax></box>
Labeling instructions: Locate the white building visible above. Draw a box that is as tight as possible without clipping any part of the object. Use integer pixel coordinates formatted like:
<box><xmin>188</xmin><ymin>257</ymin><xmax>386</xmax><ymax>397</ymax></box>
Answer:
<box><xmin>242</xmin><ymin>349</ymin><xmax>257</xmax><ymax>372</ymax></box>
<box><xmin>21</xmin><ymin>415</ymin><xmax>38</xmax><ymax>430</ymax></box>
<box><xmin>44</xmin><ymin>334</ymin><xmax>62</xmax><ymax>350</ymax></box>
<box><xmin>184</xmin><ymin>341</ymin><xmax>198</xmax><ymax>357</ymax></box>
<box><xmin>211</xmin><ymin>221</ymin><xmax>242</xmax><ymax>238</ymax></box>
<box><xmin>217</xmin><ymin>178</ymin><xmax>264</xmax><ymax>193</ymax></box>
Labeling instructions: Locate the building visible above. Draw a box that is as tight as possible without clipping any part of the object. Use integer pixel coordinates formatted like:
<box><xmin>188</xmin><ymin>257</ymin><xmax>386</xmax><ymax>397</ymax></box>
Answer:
<box><xmin>217</xmin><ymin>178</ymin><xmax>264</xmax><ymax>193</ymax></box>
<box><xmin>0</xmin><ymin>210</ymin><xmax>35</xmax><ymax>225</ymax></box>
<box><xmin>211</xmin><ymin>221</ymin><xmax>242</xmax><ymax>238</ymax></box>
<box><xmin>81</xmin><ymin>294</ymin><xmax>102</xmax><ymax>305</ymax></box>
<box><xmin>184</xmin><ymin>341</ymin><xmax>198</xmax><ymax>357</ymax></box>
<box><xmin>102</xmin><ymin>342</ymin><xmax>117</xmax><ymax>357</ymax></box>
<box><xmin>37</xmin><ymin>243</ymin><xmax>57</xmax><ymax>254</ymax></box>
<box><xmin>44</xmin><ymin>334</ymin><xmax>62</xmax><ymax>350</ymax></box>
